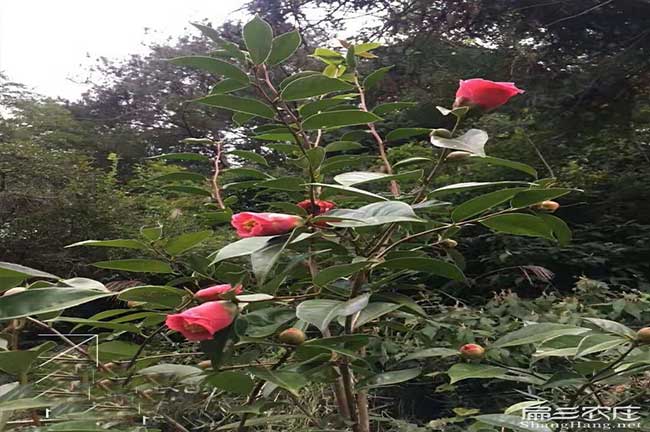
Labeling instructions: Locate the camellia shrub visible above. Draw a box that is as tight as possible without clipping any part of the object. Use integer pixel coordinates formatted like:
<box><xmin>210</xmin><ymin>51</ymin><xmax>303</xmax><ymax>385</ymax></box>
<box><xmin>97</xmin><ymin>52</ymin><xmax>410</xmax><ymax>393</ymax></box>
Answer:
<box><xmin>1</xmin><ymin>15</ymin><xmax>650</xmax><ymax>432</ymax></box>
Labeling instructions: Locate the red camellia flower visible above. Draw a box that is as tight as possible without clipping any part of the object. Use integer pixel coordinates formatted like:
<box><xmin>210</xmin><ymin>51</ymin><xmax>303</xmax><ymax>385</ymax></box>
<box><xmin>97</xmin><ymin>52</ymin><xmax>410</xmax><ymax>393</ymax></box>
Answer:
<box><xmin>297</xmin><ymin>199</ymin><xmax>336</xmax><ymax>215</ymax></box>
<box><xmin>231</xmin><ymin>212</ymin><xmax>303</xmax><ymax>238</ymax></box>
<box><xmin>194</xmin><ymin>284</ymin><xmax>243</xmax><ymax>302</ymax></box>
<box><xmin>165</xmin><ymin>301</ymin><xmax>237</xmax><ymax>341</ymax></box>
<box><xmin>453</xmin><ymin>78</ymin><xmax>524</xmax><ymax>111</ymax></box>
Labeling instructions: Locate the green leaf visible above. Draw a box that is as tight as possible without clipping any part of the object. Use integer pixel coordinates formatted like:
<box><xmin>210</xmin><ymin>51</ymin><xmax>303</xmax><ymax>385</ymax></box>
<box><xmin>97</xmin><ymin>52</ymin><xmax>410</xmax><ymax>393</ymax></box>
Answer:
<box><xmin>475</xmin><ymin>414</ymin><xmax>552</xmax><ymax>432</ymax></box>
<box><xmin>307</xmin><ymin>183</ymin><xmax>388</xmax><ymax>202</ymax></box>
<box><xmin>334</xmin><ymin>170</ymin><xmax>422</xmax><ymax>186</ymax></box>
<box><xmin>363</xmin><ymin>65</ymin><xmax>393</xmax><ymax>90</ymax></box>
<box><xmin>210</xmin><ymin>79</ymin><xmax>250</xmax><ymax>94</ymax></box>
<box><xmin>372</xmin><ymin>102</ymin><xmax>417</xmax><ymax>116</ymax></box>
<box><xmin>169</xmin><ymin>56</ymin><xmax>248</xmax><ymax>82</ymax></box>
<box><xmin>386</xmin><ymin>128</ymin><xmax>431</xmax><ymax>141</ymax></box>
<box><xmin>451</xmin><ymin>188</ymin><xmax>526</xmax><ymax>222</ymax></box>
<box><xmin>296</xmin><ymin>300</ymin><xmax>343</xmax><ymax>333</ymax></box>
<box><xmin>0</xmin><ymin>287</ymin><xmax>113</xmax><ymax>320</ymax></box>
<box><xmin>431</xmin><ymin>181</ymin><xmax>534</xmax><ymax>196</ymax></box>
<box><xmin>430</xmin><ymin>129</ymin><xmax>488</xmax><ymax>156</ymax></box>
<box><xmin>358</xmin><ymin>367</ymin><xmax>421</xmax><ymax>389</ymax></box>
<box><xmin>0</xmin><ymin>398</ymin><xmax>52</xmax><ymax>412</ymax></box>
<box><xmin>311</xmin><ymin>48</ymin><xmax>344</xmax><ymax>65</ymax></box>
<box><xmin>481</xmin><ymin>214</ymin><xmax>555</xmax><ymax>240</ymax></box>
<box><xmin>149</xmin><ymin>171</ymin><xmax>206</xmax><ymax>183</ymax></box>
<box><xmin>279</xmin><ymin>71</ymin><xmax>319</xmax><ymax>89</ymax></box>
<box><xmin>302</xmin><ymin>110</ymin><xmax>382</xmax><ymax>130</ymax></box>
<box><xmin>244</xmin><ymin>306</ymin><xmax>295</xmax><ymax>338</ymax></box>
<box><xmin>118</xmin><ymin>286</ymin><xmax>188</xmax><ymax>309</ymax></box>
<box><xmin>147</xmin><ymin>152</ymin><xmax>210</xmax><ymax>162</ymax></box>
<box><xmin>377</xmin><ymin>257</ymin><xmax>465</xmax><ymax>281</ymax></box>
<box><xmin>512</xmin><ymin>188</ymin><xmax>572</xmax><ymax>207</ymax></box>
<box><xmin>354</xmin><ymin>302</ymin><xmax>401</xmax><ymax>329</ymax></box>
<box><xmin>261</xmin><ymin>176</ymin><xmax>306</xmax><ymax>191</ymax></box>
<box><xmin>268</xmin><ymin>30</ymin><xmax>301</xmax><ymax>65</ymax></box>
<box><xmin>92</xmin><ymin>259</ymin><xmax>174</xmax><ymax>273</ymax></box>
<box><xmin>0</xmin><ymin>350</ymin><xmax>40</xmax><ymax>376</ymax></box>
<box><xmin>139</xmin><ymin>364</ymin><xmax>202</xmax><ymax>378</ymax></box>
<box><xmin>393</xmin><ymin>157</ymin><xmax>434</xmax><ymax>169</ymax></box>
<box><xmin>469</xmin><ymin>155</ymin><xmax>538</xmax><ymax>177</ymax></box>
<box><xmin>196</xmin><ymin>94</ymin><xmax>275</xmax><ymax>119</ymax></box>
<box><xmin>243</xmin><ymin>15</ymin><xmax>274</xmax><ymax>64</ymax></box>
<box><xmin>251</xmin><ymin>368</ymin><xmax>308</xmax><ymax>397</ymax></box>
<box><xmin>299</xmin><ymin>99</ymin><xmax>346</xmax><ymax>118</ymax></box>
<box><xmin>326</xmin><ymin>201</ymin><xmax>423</xmax><ymax>227</ymax></box>
<box><xmin>400</xmin><ymin>348</ymin><xmax>459</xmax><ymax>362</ymax></box>
<box><xmin>493</xmin><ymin>323</ymin><xmax>591</xmax><ymax>348</ymax></box>
<box><xmin>229</xmin><ymin>150</ymin><xmax>269</xmax><ymax>166</ymax></box>
<box><xmin>251</xmin><ymin>237</ymin><xmax>290</xmax><ymax>284</ymax></box>
<box><xmin>325</xmin><ymin>141</ymin><xmax>364</xmax><ymax>153</ymax></box>
<box><xmin>204</xmin><ymin>371</ymin><xmax>255</xmax><ymax>395</ymax></box>
<box><xmin>0</xmin><ymin>262</ymin><xmax>58</xmax><ymax>281</ymax></box>
<box><xmin>314</xmin><ymin>262</ymin><xmax>369</xmax><ymax>286</ymax></box>
<box><xmin>539</xmin><ymin>214</ymin><xmax>572</xmax><ymax>246</ymax></box>
<box><xmin>576</xmin><ymin>334</ymin><xmax>627</xmax><ymax>357</ymax></box>
<box><xmin>162</xmin><ymin>185</ymin><xmax>212</xmax><ymax>196</ymax></box>
<box><xmin>226</xmin><ymin>167</ymin><xmax>273</xmax><ymax>179</ymax></box>
<box><xmin>65</xmin><ymin>239</ymin><xmax>147</xmax><ymax>250</ymax></box>
<box><xmin>216</xmin><ymin>415</ymin><xmax>306</xmax><ymax>430</ymax></box>
<box><xmin>583</xmin><ymin>318</ymin><xmax>637</xmax><ymax>339</ymax></box>
<box><xmin>191</xmin><ymin>22</ymin><xmax>227</xmax><ymax>45</ymax></box>
<box><xmin>92</xmin><ymin>341</ymin><xmax>139</xmax><ymax>362</ymax></box>
<box><xmin>448</xmin><ymin>364</ymin><xmax>510</xmax><ymax>384</ymax></box>
<box><xmin>281</xmin><ymin>75</ymin><xmax>354</xmax><ymax>101</ymax></box>
<box><xmin>163</xmin><ymin>230</ymin><xmax>212</xmax><ymax>256</ymax></box>
<box><xmin>210</xmin><ymin>236</ymin><xmax>275</xmax><ymax>264</ymax></box>
<box><xmin>140</xmin><ymin>225</ymin><xmax>162</xmax><ymax>241</ymax></box>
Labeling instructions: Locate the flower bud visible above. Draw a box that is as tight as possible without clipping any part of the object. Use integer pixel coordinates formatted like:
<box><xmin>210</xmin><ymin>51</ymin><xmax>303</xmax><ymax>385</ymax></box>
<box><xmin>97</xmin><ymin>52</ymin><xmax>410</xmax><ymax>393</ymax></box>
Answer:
<box><xmin>3</xmin><ymin>287</ymin><xmax>26</xmax><ymax>296</ymax></box>
<box><xmin>531</xmin><ymin>200</ymin><xmax>560</xmax><ymax>212</ymax></box>
<box><xmin>431</xmin><ymin>128</ymin><xmax>453</xmax><ymax>138</ymax></box>
<box><xmin>445</xmin><ymin>151</ymin><xmax>471</xmax><ymax>162</ymax></box>
<box><xmin>636</xmin><ymin>327</ymin><xmax>650</xmax><ymax>344</ymax></box>
<box><xmin>197</xmin><ymin>360</ymin><xmax>213</xmax><ymax>369</ymax></box>
<box><xmin>459</xmin><ymin>343</ymin><xmax>485</xmax><ymax>360</ymax></box>
<box><xmin>279</xmin><ymin>328</ymin><xmax>306</xmax><ymax>346</ymax></box>
<box><xmin>440</xmin><ymin>239</ymin><xmax>458</xmax><ymax>248</ymax></box>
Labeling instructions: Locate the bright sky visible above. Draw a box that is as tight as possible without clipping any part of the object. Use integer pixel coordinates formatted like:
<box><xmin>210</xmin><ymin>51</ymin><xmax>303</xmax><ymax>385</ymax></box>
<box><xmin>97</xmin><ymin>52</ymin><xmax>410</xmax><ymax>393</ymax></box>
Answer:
<box><xmin>0</xmin><ymin>0</ymin><xmax>248</xmax><ymax>100</ymax></box>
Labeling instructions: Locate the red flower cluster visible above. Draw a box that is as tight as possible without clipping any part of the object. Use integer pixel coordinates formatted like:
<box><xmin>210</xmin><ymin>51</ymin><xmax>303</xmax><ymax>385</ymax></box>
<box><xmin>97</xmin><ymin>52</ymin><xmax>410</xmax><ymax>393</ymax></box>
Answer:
<box><xmin>453</xmin><ymin>78</ymin><xmax>524</xmax><ymax>111</ymax></box>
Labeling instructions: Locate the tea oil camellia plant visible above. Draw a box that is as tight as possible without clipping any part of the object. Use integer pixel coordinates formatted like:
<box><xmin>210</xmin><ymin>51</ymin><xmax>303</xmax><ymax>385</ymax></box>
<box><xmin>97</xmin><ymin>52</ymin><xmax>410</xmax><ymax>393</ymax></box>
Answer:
<box><xmin>2</xmin><ymin>15</ymin><xmax>650</xmax><ymax>432</ymax></box>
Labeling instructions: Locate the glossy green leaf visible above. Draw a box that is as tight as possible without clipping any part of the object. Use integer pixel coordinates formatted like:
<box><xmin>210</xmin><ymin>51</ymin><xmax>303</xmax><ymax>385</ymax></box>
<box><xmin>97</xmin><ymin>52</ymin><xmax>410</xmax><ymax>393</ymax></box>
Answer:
<box><xmin>307</xmin><ymin>183</ymin><xmax>387</xmax><ymax>201</ymax></box>
<box><xmin>333</xmin><ymin>170</ymin><xmax>422</xmax><ymax>186</ymax></box>
<box><xmin>326</xmin><ymin>201</ymin><xmax>423</xmax><ymax>227</ymax></box>
<box><xmin>0</xmin><ymin>262</ymin><xmax>58</xmax><ymax>280</ymax></box>
<box><xmin>281</xmin><ymin>75</ymin><xmax>354</xmax><ymax>101</ymax></box>
<box><xmin>0</xmin><ymin>350</ymin><xmax>40</xmax><ymax>376</ymax></box>
<box><xmin>162</xmin><ymin>185</ymin><xmax>212</xmax><ymax>196</ymax></box>
<box><xmin>229</xmin><ymin>150</ymin><xmax>269</xmax><ymax>166</ymax></box>
<box><xmin>92</xmin><ymin>259</ymin><xmax>173</xmax><ymax>273</ymax></box>
<box><xmin>377</xmin><ymin>257</ymin><xmax>464</xmax><ymax>281</ymax></box>
<box><xmin>451</xmin><ymin>188</ymin><xmax>526</xmax><ymax>222</ymax></box>
<box><xmin>363</xmin><ymin>65</ymin><xmax>393</xmax><ymax>90</ymax></box>
<box><xmin>0</xmin><ymin>287</ymin><xmax>113</xmax><ymax>320</ymax></box>
<box><xmin>431</xmin><ymin>181</ymin><xmax>534</xmax><ymax>196</ymax></box>
<box><xmin>314</xmin><ymin>262</ymin><xmax>369</xmax><ymax>286</ymax></box>
<box><xmin>400</xmin><ymin>348</ymin><xmax>459</xmax><ymax>362</ymax></box>
<box><xmin>210</xmin><ymin>79</ymin><xmax>250</xmax><ymax>94</ymax></box>
<box><xmin>197</xmin><ymin>94</ymin><xmax>275</xmax><ymax>119</ymax></box>
<box><xmin>118</xmin><ymin>286</ymin><xmax>188</xmax><ymax>308</ymax></box>
<box><xmin>299</xmin><ymin>99</ymin><xmax>345</xmax><ymax>118</ymax></box>
<box><xmin>267</xmin><ymin>30</ymin><xmax>301</xmax><ymax>65</ymax></box>
<box><xmin>512</xmin><ymin>188</ymin><xmax>572</xmax><ymax>207</ymax></box>
<box><xmin>243</xmin><ymin>15</ymin><xmax>273</xmax><ymax>64</ymax></box>
<box><xmin>583</xmin><ymin>318</ymin><xmax>637</xmax><ymax>339</ymax></box>
<box><xmin>302</xmin><ymin>110</ymin><xmax>381</xmax><ymax>130</ymax></box>
<box><xmin>539</xmin><ymin>214</ymin><xmax>572</xmax><ymax>246</ymax></box>
<box><xmin>493</xmin><ymin>323</ymin><xmax>591</xmax><ymax>348</ymax></box>
<box><xmin>469</xmin><ymin>155</ymin><xmax>538</xmax><ymax>177</ymax></box>
<box><xmin>92</xmin><ymin>340</ymin><xmax>139</xmax><ymax>362</ymax></box>
<box><xmin>324</xmin><ymin>141</ymin><xmax>364</xmax><ymax>153</ymax></box>
<box><xmin>481</xmin><ymin>214</ymin><xmax>555</xmax><ymax>240</ymax></box>
<box><xmin>204</xmin><ymin>371</ymin><xmax>255</xmax><ymax>395</ymax></box>
<box><xmin>65</xmin><ymin>239</ymin><xmax>147</xmax><ymax>250</ymax></box>
<box><xmin>386</xmin><ymin>128</ymin><xmax>431</xmax><ymax>141</ymax></box>
<box><xmin>576</xmin><ymin>334</ymin><xmax>628</xmax><ymax>357</ymax></box>
<box><xmin>149</xmin><ymin>171</ymin><xmax>205</xmax><ymax>183</ymax></box>
<box><xmin>210</xmin><ymin>236</ymin><xmax>274</xmax><ymax>264</ymax></box>
<box><xmin>139</xmin><ymin>364</ymin><xmax>202</xmax><ymax>378</ymax></box>
<box><xmin>261</xmin><ymin>176</ymin><xmax>306</xmax><ymax>191</ymax></box>
<box><xmin>163</xmin><ymin>230</ymin><xmax>212</xmax><ymax>256</ymax></box>
<box><xmin>147</xmin><ymin>152</ymin><xmax>210</xmax><ymax>162</ymax></box>
<box><xmin>430</xmin><ymin>128</ymin><xmax>488</xmax><ymax>156</ymax></box>
<box><xmin>475</xmin><ymin>414</ymin><xmax>552</xmax><ymax>432</ymax></box>
<box><xmin>279</xmin><ymin>71</ymin><xmax>319</xmax><ymax>89</ymax></box>
<box><xmin>448</xmin><ymin>363</ymin><xmax>545</xmax><ymax>385</ymax></box>
<box><xmin>251</xmin><ymin>368</ymin><xmax>307</xmax><ymax>397</ymax></box>
<box><xmin>244</xmin><ymin>306</ymin><xmax>295</xmax><ymax>338</ymax></box>
<box><xmin>358</xmin><ymin>367</ymin><xmax>421</xmax><ymax>389</ymax></box>
<box><xmin>372</xmin><ymin>102</ymin><xmax>417</xmax><ymax>116</ymax></box>
<box><xmin>169</xmin><ymin>56</ymin><xmax>248</xmax><ymax>82</ymax></box>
